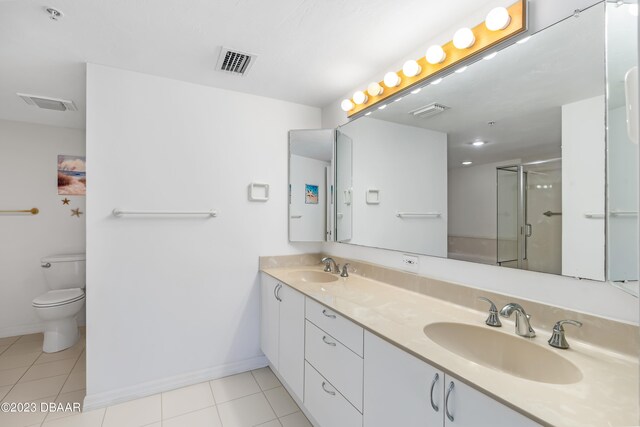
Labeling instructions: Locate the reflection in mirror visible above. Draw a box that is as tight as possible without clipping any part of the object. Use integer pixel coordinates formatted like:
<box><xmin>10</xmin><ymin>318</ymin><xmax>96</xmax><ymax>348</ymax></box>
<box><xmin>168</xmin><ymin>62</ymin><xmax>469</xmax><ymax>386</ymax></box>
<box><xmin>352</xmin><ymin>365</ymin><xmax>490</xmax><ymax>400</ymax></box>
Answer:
<box><xmin>336</xmin><ymin>4</ymin><xmax>615</xmax><ymax>281</ymax></box>
<box><xmin>288</xmin><ymin>129</ymin><xmax>334</xmax><ymax>242</ymax></box>
<box><xmin>335</xmin><ymin>131</ymin><xmax>353</xmax><ymax>242</ymax></box>
<box><xmin>606</xmin><ymin>1</ymin><xmax>638</xmax><ymax>292</ymax></box>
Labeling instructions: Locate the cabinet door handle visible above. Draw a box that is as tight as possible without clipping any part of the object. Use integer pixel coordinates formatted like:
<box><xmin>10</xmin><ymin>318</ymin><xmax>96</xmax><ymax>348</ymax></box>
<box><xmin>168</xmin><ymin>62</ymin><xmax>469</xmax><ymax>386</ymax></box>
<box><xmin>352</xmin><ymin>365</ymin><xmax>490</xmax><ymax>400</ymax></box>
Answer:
<box><xmin>445</xmin><ymin>381</ymin><xmax>455</xmax><ymax>422</ymax></box>
<box><xmin>274</xmin><ymin>284</ymin><xmax>282</xmax><ymax>302</ymax></box>
<box><xmin>429</xmin><ymin>373</ymin><xmax>439</xmax><ymax>412</ymax></box>
<box><xmin>321</xmin><ymin>381</ymin><xmax>336</xmax><ymax>396</ymax></box>
<box><xmin>322</xmin><ymin>335</ymin><xmax>337</xmax><ymax>346</ymax></box>
<box><xmin>322</xmin><ymin>309</ymin><xmax>336</xmax><ymax>319</ymax></box>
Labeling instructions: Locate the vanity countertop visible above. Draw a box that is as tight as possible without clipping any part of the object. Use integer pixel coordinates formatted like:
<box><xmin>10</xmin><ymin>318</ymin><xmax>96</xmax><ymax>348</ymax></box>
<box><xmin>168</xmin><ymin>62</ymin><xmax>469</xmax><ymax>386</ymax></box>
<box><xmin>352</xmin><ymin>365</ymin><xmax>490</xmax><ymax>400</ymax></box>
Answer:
<box><xmin>262</xmin><ymin>266</ymin><xmax>639</xmax><ymax>427</ymax></box>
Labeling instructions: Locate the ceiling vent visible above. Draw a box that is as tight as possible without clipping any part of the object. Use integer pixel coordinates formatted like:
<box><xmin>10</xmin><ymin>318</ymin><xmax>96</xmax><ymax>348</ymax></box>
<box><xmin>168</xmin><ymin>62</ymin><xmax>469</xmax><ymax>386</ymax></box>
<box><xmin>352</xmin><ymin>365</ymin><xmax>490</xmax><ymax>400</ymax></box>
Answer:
<box><xmin>216</xmin><ymin>47</ymin><xmax>256</xmax><ymax>76</ymax></box>
<box><xmin>17</xmin><ymin>93</ymin><xmax>77</xmax><ymax>111</ymax></box>
<box><xmin>409</xmin><ymin>102</ymin><xmax>450</xmax><ymax>119</ymax></box>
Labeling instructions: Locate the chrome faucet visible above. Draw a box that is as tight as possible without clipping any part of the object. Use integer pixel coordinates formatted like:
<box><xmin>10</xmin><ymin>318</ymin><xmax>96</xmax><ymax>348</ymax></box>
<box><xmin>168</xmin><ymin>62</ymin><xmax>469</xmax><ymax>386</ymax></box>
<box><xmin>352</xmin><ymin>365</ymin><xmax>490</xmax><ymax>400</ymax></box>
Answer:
<box><xmin>499</xmin><ymin>303</ymin><xmax>536</xmax><ymax>338</ymax></box>
<box><xmin>321</xmin><ymin>257</ymin><xmax>340</xmax><ymax>274</ymax></box>
<box><xmin>548</xmin><ymin>319</ymin><xmax>582</xmax><ymax>349</ymax></box>
<box><xmin>477</xmin><ymin>297</ymin><xmax>501</xmax><ymax>327</ymax></box>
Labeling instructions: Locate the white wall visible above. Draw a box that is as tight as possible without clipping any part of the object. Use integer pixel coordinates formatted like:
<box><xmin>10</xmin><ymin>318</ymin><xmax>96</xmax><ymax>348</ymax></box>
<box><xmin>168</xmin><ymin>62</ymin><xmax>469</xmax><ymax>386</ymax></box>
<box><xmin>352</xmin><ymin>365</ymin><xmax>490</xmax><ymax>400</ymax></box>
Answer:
<box><xmin>321</xmin><ymin>0</ymin><xmax>638</xmax><ymax>324</ymax></box>
<box><xmin>0</xmin><ymin>119</ymin><xmax>86</xmax><ymax>338</ymax></box>
<box><xmin>340</xmin><ymin>118</ymin><xmax>448</xmax><ymax>256</ymax></box>
<box><xmin>289</xmin><ymin>154</ymin><xmax>328</xmax><ymax>241</ymax></box>
<box><xmin>85</xmin><ymin>64</ymin><xmax>321</xmax><ymax>407</ymax></box>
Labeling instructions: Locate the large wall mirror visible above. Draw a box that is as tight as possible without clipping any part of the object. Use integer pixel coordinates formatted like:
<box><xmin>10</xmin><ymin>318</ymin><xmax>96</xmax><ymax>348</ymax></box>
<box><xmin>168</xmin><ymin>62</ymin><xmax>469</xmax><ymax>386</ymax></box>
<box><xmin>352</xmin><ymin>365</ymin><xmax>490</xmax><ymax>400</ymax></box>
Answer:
<box><xmin>290</xmin><ymin>2</ymin><xmax>638</xmax><ymax>287</ymax></box>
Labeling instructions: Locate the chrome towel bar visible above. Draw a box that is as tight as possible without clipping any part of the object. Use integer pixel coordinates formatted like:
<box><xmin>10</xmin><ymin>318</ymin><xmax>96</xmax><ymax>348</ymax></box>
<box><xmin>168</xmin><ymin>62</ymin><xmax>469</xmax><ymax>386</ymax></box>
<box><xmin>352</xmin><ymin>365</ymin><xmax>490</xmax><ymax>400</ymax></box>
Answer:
<box><xmin>112</xmin><ymin>209</ymin><xmax>217</xmax><ymax>217</ymax></box>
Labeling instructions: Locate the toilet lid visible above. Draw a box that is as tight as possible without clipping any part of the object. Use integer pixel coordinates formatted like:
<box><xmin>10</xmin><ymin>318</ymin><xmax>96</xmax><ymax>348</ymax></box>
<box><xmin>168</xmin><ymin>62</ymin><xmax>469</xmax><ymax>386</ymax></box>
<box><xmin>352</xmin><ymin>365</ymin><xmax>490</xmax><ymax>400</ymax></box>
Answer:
<box><xmin>33</xmin><ymin>289</ymin><xmax>85</xmax><ymax>307</ymax></box>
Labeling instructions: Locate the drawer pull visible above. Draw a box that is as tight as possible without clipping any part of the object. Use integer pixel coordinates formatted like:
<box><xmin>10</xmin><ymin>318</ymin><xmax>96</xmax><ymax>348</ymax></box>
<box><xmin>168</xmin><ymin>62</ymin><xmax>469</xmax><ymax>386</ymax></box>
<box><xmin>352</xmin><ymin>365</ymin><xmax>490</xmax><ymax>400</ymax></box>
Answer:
<box><xmin>445</xmin><ymin>381</ymin><xmax>455</xmax><ymax>422</ymax></box>
<box><xmin>322</xmin><ymin>335</ymin><xmax>337</xmax><ymax>346</ymax></box>
<box><xmin>322</xmin><ymin>309</ymin><xmax>336</xmax><ymax>319</ymax></box>
<box><xmin>429</xmin><ymin>373</ymin><xmax>439</xmax><ymax>412</ymax></box>
<box><xmin>321</xmin><ymin>381</ymin><xmax>336</xmax><ymax>396</ymax></box>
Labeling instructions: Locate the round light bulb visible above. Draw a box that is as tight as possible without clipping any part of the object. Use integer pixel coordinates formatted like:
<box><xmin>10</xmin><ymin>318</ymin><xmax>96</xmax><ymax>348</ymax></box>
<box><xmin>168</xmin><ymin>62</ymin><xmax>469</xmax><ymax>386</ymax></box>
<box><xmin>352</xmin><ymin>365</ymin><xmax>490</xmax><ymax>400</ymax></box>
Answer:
<box><xmin>353</xmin><ymin>91</ymin><xmax>368</xmax><ymax>105</ymax></box>
<box><xmin>426</xmin><ymin>45</ymin><xmax>446</xmax><ymax>64</ymax></box>
<box><xmin>485</xmin><ymin>7</ymin><xmax>511</xmax><ymax>31</ymax></box>
<box><xmin>453</xmin><ymin>28</ymin><xmax>475</xmax><ymax>49</ymax></box>
<box><xmin>341</xmin><ymin>99</ymin><xmax>354</xmax><ymax>112</ymax></box>
<box><xmin>367</xmin><ymin>82</ymin><xmax>384</xmax><ymax>97</ymax></box>
<box><xmin>383</xmin><ymin>72</ymin><xmax>401</xmax><ymax>88</ymax></box>
<box><xmin>402</xmin><ymin>60</ymin><xmax>422</xmax><ymax>77</ymax></box>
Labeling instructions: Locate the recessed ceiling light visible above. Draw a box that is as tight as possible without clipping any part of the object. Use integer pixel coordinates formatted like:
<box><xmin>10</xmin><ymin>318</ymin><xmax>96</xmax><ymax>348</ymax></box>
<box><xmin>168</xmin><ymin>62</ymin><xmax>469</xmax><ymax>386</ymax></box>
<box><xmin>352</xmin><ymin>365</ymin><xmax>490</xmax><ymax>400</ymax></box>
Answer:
<box><xmin>471</xmin><ymin>141</ymin><xmax>486</xmax><ymax>147</ymax></box>
<box><xmin>461</xmin><ymin>161</ymin><xmax>473</xmax><ymax>165</ymax></box>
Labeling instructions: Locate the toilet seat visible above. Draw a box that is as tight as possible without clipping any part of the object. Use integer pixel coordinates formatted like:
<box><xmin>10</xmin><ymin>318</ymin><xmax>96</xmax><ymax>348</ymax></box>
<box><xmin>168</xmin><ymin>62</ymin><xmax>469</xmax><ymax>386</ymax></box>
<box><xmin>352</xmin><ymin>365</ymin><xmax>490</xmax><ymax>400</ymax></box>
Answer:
<box><xmin>32</xmin><ymin>288</ymin><xmax>85</xmax><ymax>308</ymax></box>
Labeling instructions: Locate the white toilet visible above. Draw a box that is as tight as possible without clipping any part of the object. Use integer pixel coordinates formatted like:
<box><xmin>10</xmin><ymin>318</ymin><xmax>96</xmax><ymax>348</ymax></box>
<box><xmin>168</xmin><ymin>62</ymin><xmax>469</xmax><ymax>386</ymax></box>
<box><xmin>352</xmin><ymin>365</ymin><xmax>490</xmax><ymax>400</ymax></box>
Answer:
<box><xmin>32</xmin><ymin>253</ymin><xmax>86</xmax><ymax>353</ymax></box>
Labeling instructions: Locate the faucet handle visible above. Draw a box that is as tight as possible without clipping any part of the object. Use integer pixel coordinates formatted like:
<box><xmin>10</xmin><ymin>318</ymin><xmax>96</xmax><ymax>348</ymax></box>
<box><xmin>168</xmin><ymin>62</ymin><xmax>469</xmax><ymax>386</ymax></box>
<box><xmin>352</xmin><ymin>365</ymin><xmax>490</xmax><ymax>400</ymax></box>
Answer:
<box><xmin>548</xmin><ymin>319</ymin><xmax>582</xmax><ymax>349</ymax></box>
<box><xmin>477</xmin><ymin>297</ymin><xmax>502</xmax><ymax>327</ymax></box>
<box><xmin>340</xmin><ymin>263</ymin><xmax>350</xmax><ymax>277</ymax></box>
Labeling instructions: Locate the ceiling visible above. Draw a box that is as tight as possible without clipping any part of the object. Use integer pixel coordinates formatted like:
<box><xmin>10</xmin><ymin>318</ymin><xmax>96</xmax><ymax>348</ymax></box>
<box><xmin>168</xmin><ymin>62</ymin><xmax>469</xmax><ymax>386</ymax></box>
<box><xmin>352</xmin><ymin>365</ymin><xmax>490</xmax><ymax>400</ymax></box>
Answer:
<box><xmin>0</xmin><ymin>0</ymin><xmax>503</xmax><ymax>130</ymax></box>
<box><xmin>358</xmin><ymin>3</ymin><xmax>607</xmax><ymax>169</ymax></box>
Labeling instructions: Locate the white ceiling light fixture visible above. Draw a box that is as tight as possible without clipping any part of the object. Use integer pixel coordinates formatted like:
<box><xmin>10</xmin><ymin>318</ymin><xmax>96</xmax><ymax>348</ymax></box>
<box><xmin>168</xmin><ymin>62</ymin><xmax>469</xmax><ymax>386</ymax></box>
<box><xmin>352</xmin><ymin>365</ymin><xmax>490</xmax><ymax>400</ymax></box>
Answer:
<box><xmin>353</xmin><ymin>91</ymin><xmax>368</xmax><ymax>105</ymax></box>
<box><xmin>426</xmin><ymin>45</ymin><xmax>446</xmax><ymax>64</ymax></box>
<box><xmin>341</xmin><ymin>99</ymin><xmax>354</xmax><ymax>112</ymax></box>
<box><xmin>461</xmin><ymin>161</ymin><xmax>473</xmax><ymax>166</ymax></box>
<box><xmin>402</xmin><ymin>60</ymin><xmax>422</xmax><ymax>78</ymax></box>
<box><xmin>453</xmin><ymin>28</ymin><xmax>475</xmax><ymax>49</ymax></box>
<box><xmin>367</xmin><ymin>82</ymin><xmax>384</xmax><ymax>97</ymax></box>
<box><xmin>17</xmin><ymin>93</ymin><xmax>77</xmax><ymax>111</ymax></box>
<box><xmin>383</xmin><ymin>72</ymin><xmax>401</xmax><ymax>88</ymax></box>
<box><xmin>483</xmin><ymin>52</ymin><xmax>498</xmax><ymax>61</ymax></box>
<box><xmin>485</xmin><ymin>7</ymin><xmax>511</xmax><ymax>31</ymax></box>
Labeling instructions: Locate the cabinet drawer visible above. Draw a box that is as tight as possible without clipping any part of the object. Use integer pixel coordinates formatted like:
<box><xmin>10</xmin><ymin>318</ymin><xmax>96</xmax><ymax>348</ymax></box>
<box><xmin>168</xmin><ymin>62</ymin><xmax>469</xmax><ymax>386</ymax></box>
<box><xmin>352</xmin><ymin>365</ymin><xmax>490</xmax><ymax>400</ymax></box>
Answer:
<box><xmin>305</xmin><ymin>298</ymin><xmax>364</xmax><ymax>357</ymax></box>
<box><xmin>304</xmin><ymin>362</ymin><xmax>363</xmax><ymax>427</ymax></box>
<box><xmin>305</xmin><ymin>321</ymin><xmax>363</xmax><ymax>411</ymax></box>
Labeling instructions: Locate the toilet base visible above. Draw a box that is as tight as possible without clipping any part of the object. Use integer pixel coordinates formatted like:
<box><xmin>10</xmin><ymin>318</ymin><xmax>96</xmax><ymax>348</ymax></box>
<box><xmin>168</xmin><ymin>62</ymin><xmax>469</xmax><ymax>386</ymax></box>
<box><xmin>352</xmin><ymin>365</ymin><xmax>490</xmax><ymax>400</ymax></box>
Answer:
<box><xmin>42</xmin><ymin>317</ymin><xmax>79</xmax><ymax>353</ymax></box>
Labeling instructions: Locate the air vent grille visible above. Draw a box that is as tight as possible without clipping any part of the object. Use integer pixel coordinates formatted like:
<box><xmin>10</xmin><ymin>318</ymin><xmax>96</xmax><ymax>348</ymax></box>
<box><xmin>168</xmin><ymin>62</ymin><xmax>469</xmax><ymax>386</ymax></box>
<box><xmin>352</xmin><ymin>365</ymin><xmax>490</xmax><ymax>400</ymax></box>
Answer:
<box><xmin>409</xmin><ymin>102</ymin><xmax>450</xmax><ymax>119</ymax></box>
<box><xmin>17</xmin><ymin>93</ymin><xmax>77</xmax><ymax>111</ymax></box>
<box><xmin>216</xmin><ymin>47</ymin><xmax>256</xmax><ymax>76</ymax></box>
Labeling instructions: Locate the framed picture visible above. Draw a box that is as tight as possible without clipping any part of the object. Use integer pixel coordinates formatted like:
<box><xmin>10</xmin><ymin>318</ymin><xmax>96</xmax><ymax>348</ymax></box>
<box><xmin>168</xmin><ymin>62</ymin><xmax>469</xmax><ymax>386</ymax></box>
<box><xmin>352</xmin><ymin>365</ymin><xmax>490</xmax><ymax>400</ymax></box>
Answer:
<box><xmin>58</xmin><ymin>155</ymin><xmax>86</xmax><ymax>195</ymax></box>
<box><xmin>305</xmin><ymin>184</ymin><xmax>319</xmax><ymax>204</ymax></box>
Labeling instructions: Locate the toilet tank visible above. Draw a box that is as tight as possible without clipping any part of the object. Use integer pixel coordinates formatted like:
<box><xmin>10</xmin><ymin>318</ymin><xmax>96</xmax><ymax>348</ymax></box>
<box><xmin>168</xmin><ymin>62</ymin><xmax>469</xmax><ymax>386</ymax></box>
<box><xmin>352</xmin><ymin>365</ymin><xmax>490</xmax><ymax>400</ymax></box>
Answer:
<box><xmin>41</xmin><ymin>253</ymin><xmax>86</xmax><ymax>290</ymax></box>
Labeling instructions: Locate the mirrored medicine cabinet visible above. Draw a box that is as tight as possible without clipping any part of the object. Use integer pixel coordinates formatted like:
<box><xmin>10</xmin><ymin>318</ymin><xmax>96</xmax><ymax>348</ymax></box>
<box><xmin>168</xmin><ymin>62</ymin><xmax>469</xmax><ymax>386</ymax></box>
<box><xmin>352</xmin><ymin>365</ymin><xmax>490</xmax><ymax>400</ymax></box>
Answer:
<box><xmin>288</xmin><ymin>1</ymin><xmax>638</xmax><ymax>289</ymax></box>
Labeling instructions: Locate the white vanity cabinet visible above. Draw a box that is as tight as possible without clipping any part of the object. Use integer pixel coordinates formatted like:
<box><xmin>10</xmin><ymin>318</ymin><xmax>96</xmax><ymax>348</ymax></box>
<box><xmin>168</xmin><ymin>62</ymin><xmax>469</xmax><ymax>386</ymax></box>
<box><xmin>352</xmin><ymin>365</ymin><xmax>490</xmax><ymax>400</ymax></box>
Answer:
<box><xmin>259</xmin><ymin>273</ymin><xmax>305</xmax><ymax>399</ymax></box>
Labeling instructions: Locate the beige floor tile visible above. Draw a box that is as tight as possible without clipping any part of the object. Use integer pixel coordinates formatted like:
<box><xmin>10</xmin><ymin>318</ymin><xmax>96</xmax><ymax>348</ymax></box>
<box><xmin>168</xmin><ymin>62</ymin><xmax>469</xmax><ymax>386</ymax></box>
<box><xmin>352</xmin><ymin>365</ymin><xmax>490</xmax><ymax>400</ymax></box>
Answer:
<box><xmin>0</xmin><ymin>351</ymin><xmax>41</xmax><ymax>370</ymax></box>
<box><xmin>252</xmin><ymin>367</ymin><xmax>281</xmax><ymax>391</ymax></box>
<box><xmin>74</xmin><ymin>352</ymin><xmax>86</xmax><ymax>370</ymax></box>
<box><xmin>257</xmin><ymin>420</ymin><xmax>282</xmax><ymax>427</ymax></box>
<box><xmin>42</xmin><ymin>388</ymin><xmax>85</xmax><ymax>421</ymax></box>
<box><xmin>34</xmin><ymin>342</ymin><xmax>83</xmax><ymax>365</ymax></box>
<box><xmin>264</xmin><ymin>387</ymin><xmax>298</xmax><ymax>417</ymax></box>
<box><xmin>4</xmin><ymin>375</ymin><xmax>67</xmax><ymax>402</ymax></box>
<box><xmin>42</xmin><ymin>407</ymin><xmax>105</xmax><ymax>427</ymax></box>
<box><xmin>279</xmin><ymin>411</ymin><xmax>312</xmax><ymax>427</ymax></box>
<box><xmin>0</xmin><ymin>395</ymin><xmax>56</xmax><ymax>427</ymax></box>
<box><xmin>0</xmin><ymin>336</ymin><xmax>20</xmax><ymax>347</ymax></box>
<box><xmin>217</xmin><ymin>392</ymin><xmax>276</xmax><ymax>427</ymax></box>
<box><xmin>0</xmin><ymin>366</ymin><xmax>29</xmax><ymax>387</ymax></box>
<box><xmin>102</xmin><ymin>394</ymin><xmax>161</xmax><ymax>427</ymax></box>
<box><xmin>162</xmin><ymin>382</ymin><xmax>215</xmax><ymax>420</ymax></box>
<box><xmin>210</xmin><ymin>372</ymin><xmax>261</xmax><ymax>403</ymax></box>
<box><xmin>0</xmin><ymin>345</ymin><xmax>9</xmax><ymax>355</ymax></box>
<box><xmin>0</xmin><ymin>385</ymin><xmax>11</xmax><ymax>400</ymax></box>
<box><xmin>3</xmin><ymin>340</ymin><xmax>44</xmax><ymax>357</ymax></box>
<box><xmin>60</xmin><ymin>369</ymin><xmax>85</xmax><ymax>393</ymax></box>
<box><xmin>15</xmin><ymin>334</ymin><xmax>44</xmax><ymax>343</ymax></box>
<box><xmin>142</xmin><ymin>423</ymin><xmax>161</xmax><ymax>427</ymax></box>
<box><xmin>20</xmin><ymin>358</ymin><xmax>75</xmax><ymax>383</ymax></box>
<box><xmin>163</xmin><ymin>406</ymin><xmax>222</xmax><ymax>427</ymax></box>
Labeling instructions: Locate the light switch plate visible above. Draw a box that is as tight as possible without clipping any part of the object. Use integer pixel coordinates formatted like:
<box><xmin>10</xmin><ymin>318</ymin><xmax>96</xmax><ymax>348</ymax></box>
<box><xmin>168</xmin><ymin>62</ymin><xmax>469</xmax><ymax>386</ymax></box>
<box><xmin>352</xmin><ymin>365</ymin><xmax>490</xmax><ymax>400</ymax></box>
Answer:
<box><xmin>401</xmin><ymin>254</ymin><xmax>419</xmax><ymax>273</ymax></box>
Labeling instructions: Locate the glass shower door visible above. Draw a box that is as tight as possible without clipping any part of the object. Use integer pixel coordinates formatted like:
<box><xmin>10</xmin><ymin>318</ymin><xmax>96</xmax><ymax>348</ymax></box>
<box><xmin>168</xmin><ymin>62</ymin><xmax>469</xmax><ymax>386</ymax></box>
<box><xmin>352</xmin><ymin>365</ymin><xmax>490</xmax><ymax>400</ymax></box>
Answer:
<box><xmin>497</xmin><ymin>167</ymin><xmax>518</xmax><ymax>267</ymax></box>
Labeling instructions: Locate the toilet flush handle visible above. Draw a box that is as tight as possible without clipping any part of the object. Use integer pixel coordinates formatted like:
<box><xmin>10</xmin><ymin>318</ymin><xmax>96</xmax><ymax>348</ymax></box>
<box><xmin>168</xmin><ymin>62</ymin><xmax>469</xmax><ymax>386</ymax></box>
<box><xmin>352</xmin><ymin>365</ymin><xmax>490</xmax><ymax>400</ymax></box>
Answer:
<box><xmin>41</xmin><ymin>262</ymin><xmax>51</xmax><ymax>268</ymax></box>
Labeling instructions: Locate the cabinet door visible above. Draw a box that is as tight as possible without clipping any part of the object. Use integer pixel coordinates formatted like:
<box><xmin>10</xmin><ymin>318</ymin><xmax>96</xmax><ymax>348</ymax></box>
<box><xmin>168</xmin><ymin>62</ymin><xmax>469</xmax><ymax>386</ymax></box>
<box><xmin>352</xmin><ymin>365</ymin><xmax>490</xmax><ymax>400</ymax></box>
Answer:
<box><xmin>278</xmin><ymin>284</ymin><xmax>305</xmax><ymax>399</ymax></box>
<box><xmin>443</xmin><ymin>376</ymin><xmax>540</xmax><ymax>427</ymax></box>
<box><xmin>364</xmin><ymin>331</ymin><xmax>443</xmax><ymax>427</ymax></box>
<box><xmin>260</xmin><ymin>273</ymin><xmax>280</xmax><ymax>369</ymax></box>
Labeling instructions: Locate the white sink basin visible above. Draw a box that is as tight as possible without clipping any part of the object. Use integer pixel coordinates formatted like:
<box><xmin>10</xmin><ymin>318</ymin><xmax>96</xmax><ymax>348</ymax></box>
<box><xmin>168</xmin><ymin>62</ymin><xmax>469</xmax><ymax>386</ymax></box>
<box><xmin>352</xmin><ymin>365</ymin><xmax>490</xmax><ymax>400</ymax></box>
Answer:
<box><xmin>287</xmin><ymin>270</ymin><xmax>339</xmax><ymax>283</ymax></box>
<box><xmin>424</xmin><ymin>322</ymin><xmax>582</xmax><ymax>384</ymax></box>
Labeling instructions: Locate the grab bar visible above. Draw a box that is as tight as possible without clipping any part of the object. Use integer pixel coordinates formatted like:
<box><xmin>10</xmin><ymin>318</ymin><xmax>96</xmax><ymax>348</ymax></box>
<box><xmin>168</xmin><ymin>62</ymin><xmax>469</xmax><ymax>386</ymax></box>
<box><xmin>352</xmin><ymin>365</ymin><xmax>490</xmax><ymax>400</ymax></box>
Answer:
<box><xmin>112</xmin><ymin>209</ymin><xmax>217</xmax><ymax>217</ymax></box>
<box><xmin>0</xmin><ymin>208</ymin><xmax>39</xmax><ymax>215</ymax></box>
<box><xmin>611</xmin><ymin>211</ymin><xmax>638</xmax><ymax>217</ymax></box>
<box><xmin>396</xmin><ymin>212</ymin><xmax>441</xmax><ymax>218</ymax></box>
<box><xmin>584</xmin><ymin>213</ymin><xmax>604</xmax><ymax>219</ymax></box>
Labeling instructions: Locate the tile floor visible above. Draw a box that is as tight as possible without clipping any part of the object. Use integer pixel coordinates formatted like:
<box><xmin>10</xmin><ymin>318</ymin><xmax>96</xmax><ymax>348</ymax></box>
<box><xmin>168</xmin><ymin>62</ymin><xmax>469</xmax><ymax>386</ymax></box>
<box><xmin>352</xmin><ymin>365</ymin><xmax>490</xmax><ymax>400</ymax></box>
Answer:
<box><xmin>0</xmin><ymin>331</ymin><xmax>311</xmax><ymax>427</ymax></box>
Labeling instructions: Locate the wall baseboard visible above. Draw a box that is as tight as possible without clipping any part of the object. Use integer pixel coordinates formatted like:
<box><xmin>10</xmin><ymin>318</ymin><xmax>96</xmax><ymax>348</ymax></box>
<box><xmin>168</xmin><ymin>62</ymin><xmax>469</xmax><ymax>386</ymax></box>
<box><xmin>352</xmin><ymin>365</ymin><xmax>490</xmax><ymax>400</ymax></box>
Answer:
<box><xmin>83</xmin><ymin>355</ymin><xmax>268</xmax><ymax>411</ymax></box>
<box><xmin>0</xmin><ymin>323</ymin><xmax>44</xmax><ymax>339</ymax></box>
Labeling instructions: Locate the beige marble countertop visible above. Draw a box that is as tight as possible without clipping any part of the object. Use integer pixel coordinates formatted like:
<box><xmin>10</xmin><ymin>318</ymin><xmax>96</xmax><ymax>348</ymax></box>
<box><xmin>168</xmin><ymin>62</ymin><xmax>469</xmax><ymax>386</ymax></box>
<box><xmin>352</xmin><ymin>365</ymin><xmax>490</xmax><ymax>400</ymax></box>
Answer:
<box><xmin>262</xmin><ymin>266</ymin><xmax>639</xmax><ymax>427</ymax></box>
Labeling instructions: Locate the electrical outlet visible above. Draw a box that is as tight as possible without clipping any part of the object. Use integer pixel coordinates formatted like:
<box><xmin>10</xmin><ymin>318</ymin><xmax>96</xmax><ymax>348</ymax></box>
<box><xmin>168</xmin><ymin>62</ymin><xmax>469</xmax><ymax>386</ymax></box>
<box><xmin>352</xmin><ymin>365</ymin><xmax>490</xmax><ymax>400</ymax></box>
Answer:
<box><xmin>401</xmin><ymin>254</ymin><xmax>419</xmax><ymax>273</ymax></box>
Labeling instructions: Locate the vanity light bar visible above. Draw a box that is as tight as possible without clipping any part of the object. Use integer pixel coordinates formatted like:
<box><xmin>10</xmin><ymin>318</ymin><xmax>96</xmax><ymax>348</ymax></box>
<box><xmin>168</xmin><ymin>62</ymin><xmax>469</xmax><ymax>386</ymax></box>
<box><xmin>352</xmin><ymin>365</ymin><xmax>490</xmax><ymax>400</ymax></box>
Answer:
<box><xmin>341</xmin><ymin>0</ymin><xmax>527</xmax><ymax>116</ymax></box>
